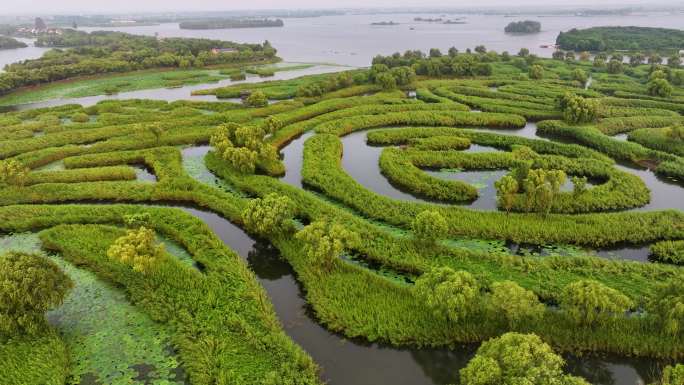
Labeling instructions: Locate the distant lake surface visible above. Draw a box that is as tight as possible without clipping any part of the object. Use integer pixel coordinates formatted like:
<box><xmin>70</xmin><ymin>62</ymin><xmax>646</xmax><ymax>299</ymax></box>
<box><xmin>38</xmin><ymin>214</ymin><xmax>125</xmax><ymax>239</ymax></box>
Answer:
<box><xmin>0</xmin><ymin>37</ymin><xmax>49</xmax><ymax>71</ymax></box>
<box><xmin>78</xmin><ymin>12</ymin><xmax>684</xmax><ymax>66</ymax></box>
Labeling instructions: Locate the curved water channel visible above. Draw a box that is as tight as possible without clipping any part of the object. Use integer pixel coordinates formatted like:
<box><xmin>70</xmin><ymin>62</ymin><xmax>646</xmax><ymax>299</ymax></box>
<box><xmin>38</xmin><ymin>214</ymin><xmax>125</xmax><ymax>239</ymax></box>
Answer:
<box><xmin>180</xmin><ymin>145</ymin><xmax>665</xmax><ymax>385</ymax></box>
<box><xmin>0</xmin><ymin>64</ymin><xmax>348</xmax><ymax>112</ymax></box>
<box><xmin>4</xmin><ymin>65</ymin><xmax>679</xmax><ymax>383</ymax></box>
<box><xmin>285</xmin><ymin>121</ymin><xmax>682</xmax><ymax>263</ymax></box>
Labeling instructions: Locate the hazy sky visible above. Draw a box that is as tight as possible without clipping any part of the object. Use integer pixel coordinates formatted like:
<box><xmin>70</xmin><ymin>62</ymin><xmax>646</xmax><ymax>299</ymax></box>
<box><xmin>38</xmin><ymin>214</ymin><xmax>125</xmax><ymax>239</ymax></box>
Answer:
<box><xmin>1</xmin><ymin>0</ymin><xmax>681</xmax><ymax>14</ymax></box>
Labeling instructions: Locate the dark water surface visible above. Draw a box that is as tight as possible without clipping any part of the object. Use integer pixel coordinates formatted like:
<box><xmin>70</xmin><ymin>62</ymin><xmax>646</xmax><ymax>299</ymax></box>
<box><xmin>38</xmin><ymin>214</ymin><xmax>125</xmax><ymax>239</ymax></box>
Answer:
<box><xmin>177</xmin><ymin>205</ymin><xmax>663</xmax><ymax>385</ymax></box>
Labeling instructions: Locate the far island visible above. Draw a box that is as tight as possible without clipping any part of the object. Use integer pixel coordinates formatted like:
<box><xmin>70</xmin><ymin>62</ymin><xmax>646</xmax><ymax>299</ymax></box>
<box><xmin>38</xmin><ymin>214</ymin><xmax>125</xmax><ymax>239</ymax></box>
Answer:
<box><xmin>179</xmin><ymin>19</ymin><xmax>284</xmax><ymax>30</ymax></box>
<box><xmin>504</xmin><ymin>20</ymin><xmax>541</xmax><ymax>34</ymax></box>
<box><xmin>0</xmin><ymin>36</ymin><xmax>27</xmax><ymax>50</ymax></box>
<box><xmin>557</xmin><ymin>26</ymin><xmax>684</xmax><ymax>53</ymax></box>
<box><xmin>371</xmin><ymin>21</ymin><xmax>400</xmax><ymax>26</ymax></box>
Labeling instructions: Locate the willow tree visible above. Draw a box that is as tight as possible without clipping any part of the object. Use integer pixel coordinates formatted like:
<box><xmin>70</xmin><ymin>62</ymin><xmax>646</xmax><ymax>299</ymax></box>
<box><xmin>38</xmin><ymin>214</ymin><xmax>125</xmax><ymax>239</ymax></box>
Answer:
<box><xmin>460</xmin><ymin>333</ymin><xmax>590</xmax><ymax>385</ymax></box>
<box><xmin>495</xmin><ymin>175</ymin><xmax>519</xmax><ymax>214</ymax></box>
<box><xmin>107</xmin><ymin>227</ymin><xmax>166</xmax><ymax>273</ymax></box>
<box><xmin>488</xmin><ymin>281</ymin><xmax>544</xmax><ymax>327</ymax></box>
<box><xmin>413</xmin><ymin>267</ymin><xmax>480</xmax><ymax>323</ymax></box>
<box><xmin>560</xmin><ymin>280</ymin><xmax>633</xmax><ymax>326</ymax></box>
<box><xmin>648</xmin><ymin>278</ymin><xmax>684</xmax><ymax>336</ymax></box>
<box><xmin>411</xmin><ymin>210</ymin><xmax>448</xmax><ymax>246</ymax></box>
<box><xmin>242</xmin><ymin>193</ymin><xmax>295</xmax><ymax>236</ymax></box>
<box><xmin>295</xmin><ymin>220</ymin><xmax>359</xmax><ymax>270</ymax></box>
<box><xmin>522</xmin><ymin>169</ymin><xmax>567</xmax><ymax>215</ymax></box>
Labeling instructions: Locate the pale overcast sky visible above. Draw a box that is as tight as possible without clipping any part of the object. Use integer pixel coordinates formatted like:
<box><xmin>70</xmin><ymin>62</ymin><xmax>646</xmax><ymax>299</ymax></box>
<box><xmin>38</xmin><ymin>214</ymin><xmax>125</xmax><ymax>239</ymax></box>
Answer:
<box><xmin>0</xmin><ymin>0</ymin><xmax>681</xmax><ymax>14</ymax></box>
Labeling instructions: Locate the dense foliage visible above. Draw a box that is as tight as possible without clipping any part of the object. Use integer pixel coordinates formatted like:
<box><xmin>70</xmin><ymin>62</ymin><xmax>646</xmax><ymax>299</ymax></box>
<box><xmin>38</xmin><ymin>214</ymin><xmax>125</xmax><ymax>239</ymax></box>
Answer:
<box><xmin>504</xmin><ymin>20</ymin><xmax>541</xmax><ymax>34</ymax></box>
<box><xmin>0</xmin><ymin>30</ymin><xmax>277</xmax><ymax>95</ymax></box>
<box><xmin>557</xmin><ymin>26</ymin><xmax>684</xmax><ymax>53</ymax></box>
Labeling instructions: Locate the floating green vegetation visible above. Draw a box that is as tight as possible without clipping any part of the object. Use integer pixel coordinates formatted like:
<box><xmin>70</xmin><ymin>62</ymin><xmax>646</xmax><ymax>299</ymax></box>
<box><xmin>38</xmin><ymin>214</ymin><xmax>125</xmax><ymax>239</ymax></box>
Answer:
<box><xmin>0</xmin><ymin>233</ymin><xmax>184</xmax><ymax>385</ymax></box>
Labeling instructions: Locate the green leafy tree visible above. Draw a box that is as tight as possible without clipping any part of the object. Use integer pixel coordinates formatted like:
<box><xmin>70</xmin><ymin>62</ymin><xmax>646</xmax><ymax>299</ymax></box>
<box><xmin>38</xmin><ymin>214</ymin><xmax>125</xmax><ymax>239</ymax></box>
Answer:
<box><xmin>375</xmin><ymin>72</ymin><xmax>397</xmax><ymax>90</ymax></box>
<box><xmin>295</xmin><ymin>220</ymin><xmax>359</xmax><ymax>270</ymax></box>
<box><xmin>647</xmin><ymin>78</ymin><xmax>673</xmax><ymax>97</ymax></box>
<box><xmin>242</xmin><ymin>193</ymin><xmax>295</xmax><ymax>235</ymax></box>
<box><xmin>579</xmin><ymin>51</ymin><xmax>590</xmax><ymax>61</ymax></box>
<box><xmin>564</xmin><ymin>51</ymin><xmax>576</xmax><ymax>62</ymax></box>
<box><xmin>474</xmin><ymin>45</ymin><xmax>487</xmax><ymax>54</ymax></box>
<box><xmin>560</xmin><ymin>280</ymin><xmax>633</xmax><ymax>326</ymax></box>
<box><xmin>264</xmin><ymin>116</ymin><xmax>283</xmax><ymax>134</ymax></box>
<box><xmin>107</xmin><ymin>226</ymin><xmax>166</xmax><ymax>273</ymax></box>
<box><xmin>488</xmin><ymin>281</ymin><xmax>544</xmax><ymax>326</ymax></box>
<box><xmin>607</xmin><ymin>59</ymin><xmax>623</xmax><ymax>74</ymax></box>
<box><xmin>558</xmin><ymin>93</ymin><xmax>598</xmax><ymax>124</ymax></box>
<box><xmin>517</xmin><ymin>48</ymin><xmax>529</xmax><ymax>57</ymax></box>
<box><xmin>495</xmin><ymin>175</ymin><xmax>519</xmax><ymax>213</ymax></box>
<box><xmin>523</xmin><ymin>169</ymin><xmax>567</xmax><ymax>215</ymax></box>
<box><xmin>648</xmin><ymin>278</ymin><xmax>684</xmax><ymax>336</ymax></box>
<box><xmin>0</xmin><ymin>159</ymin><xmax>29</xmax><ymax>187</ymax></box>
<box><xmin>0</xmin><ymin>252</ymin><xmax>73</xmax><ymax>335</ymax></box>
<box><xmin>223</xmin><ymin>147</ymin><xmax>258</xmax><ymax>173</ymax></box>
<box><xmin>528</xmin><ymin>64</ymin><xmax>544</xmax><ymax>80</ymax></box>
<box><xmin>244</xmin><ymin>90</ymin><xmax>268</xmax><ymax>107</ymax></box>
<box><xmin>572</xmin><ymin>68</ymin><xmax>588</xmax><ymax>84</ymax></box>
<box><xmin>429</xmin><ymin>48</ymin><xmax>442</xmax><ymax>58</ymax></box>
<box><xmin>413</xmin><ymin>267</ymin><xmax>479</xmax><ymax>323</ymax></box>
<box><xmin>460</xmin><ymin>333</ymin><xmax>590</xmax><ymax>385</ymax></box>
<box><xmin>411</xmin><ymin>210</ymin><xmax>448</xmax><ymax>245</ymax></box>
<box><xmin>552</xmin><ymin>50</ymin><xmax>565</xmax><ymax>60</ymax></box>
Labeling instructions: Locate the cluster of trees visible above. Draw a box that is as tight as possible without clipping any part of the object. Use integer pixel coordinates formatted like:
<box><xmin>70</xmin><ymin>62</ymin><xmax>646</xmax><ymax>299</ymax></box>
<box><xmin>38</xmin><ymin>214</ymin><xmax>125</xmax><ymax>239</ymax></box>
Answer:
<box><xmin>210</xmin><ymin>119</ymin><xmax>281</xmax><ymax>173</ymax></box>
<box><xmin>496</xmin><ymin>167</ymin><xmax>567</xmax><ymax>215</ymax></box>
<box><xmin>371</xmin><ymin>49</ymin><xmax>501</xmax><ymax>78</ymax></box>
<box><xmin>647</xmin><ymin>71</ymin><xmax>674</xmax><ymax>97</ymax></box>
<box><xmin>0</xmin><ymin>30</ymin><xmax>277</xmax><ymax>95</ymax></box>
<box><xmin>296</xmin><ymin>71</ymin><xmax>356</xmax><ymax>97</ymax></box>
<box><xmin>179</xmin><ymin>18</ymin><xmax>284</xmax><ymax>30</ymax></box>
<box><xmin>107</xmin><ymin>226</ymin><xmax>166</xmax><ymax>273</ymax></box>
<box><xmin>557</xmin><ymin>93</ymin><xmax>599</xmax><ymax>124</ymax></box>
<box><xmin>0</xmin><ymin>252</ymin><xmax>73</xmax><ymax>336</ymax></box>
<box><xmin>368</xmin><ymin>64</ymin><xmax>416</xmax><ymax>89</ymax></box>
<box><xmin>504</xmin><ymin>20</ymin><xmax>541</xmax><ymax>34</ymax></box>
<box><xmin>243</xmin><ymin>90</ymin><xmax>269</xmax><ymax>107</ymax></box>
<box><xmin>411</xmin><ymin>210</ymin><xmax>448</xmax><ymax>246</ymax></box>
<box><xmin>0</xmin><ymin>36</ymin><xmax>27</xmax><ymax>50</ymax></box>
<box><xmin>557</xmin><ymin>26</ymin><xmax>684</xmax><ymax>53</ymax></box>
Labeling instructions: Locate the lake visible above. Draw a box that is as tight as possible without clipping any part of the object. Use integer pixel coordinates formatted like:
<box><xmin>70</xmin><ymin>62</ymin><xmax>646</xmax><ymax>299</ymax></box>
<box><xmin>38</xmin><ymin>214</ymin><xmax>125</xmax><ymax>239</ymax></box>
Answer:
<box><xmin>74</xmin><ymin>12</ymin><xmax>684</xmax><ymax>67</ymax></box>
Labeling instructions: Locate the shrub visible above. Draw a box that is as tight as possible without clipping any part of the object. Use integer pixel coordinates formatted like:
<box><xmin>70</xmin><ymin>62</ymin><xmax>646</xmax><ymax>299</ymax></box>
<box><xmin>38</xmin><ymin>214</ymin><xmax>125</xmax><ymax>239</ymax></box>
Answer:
<box><xmin>560</xmin><ymin>280</ymin><xmax>633</xmax><ymax>326</ymax></box>
<box><xmin>71</xmin><ymin>112</ymin><xmax>90</xmax><ymax>123</ymax></box>
<box><xmin>651</xmin><ymin>240</ymin><xmax>684</xmax><ymax>265</ymax></box>
<box><xmin>123</xmin><ymin>212</ymin><xmax>152</xmax><ymax>228</ymax></box>
<box><xmin>0</xmin><ymin>252</ymin><xmax>73</xmax><ymax>336</ymax></box>
<box><xmin>460</xmin><ymin>333</ymin><xmax>589</xmax><ymax>385</ymax></box>
<box><xmin>0</xmin><ymin>160</ymin><xmax>29</xmax><ymax>187</ymax></box>
<box><xmin>244</xmin><ymin>90</ymin><xmax>268</xmax><ymax>107</ymax></box>
<box><xmin>411</xmin><ymin>210</ymin><xmax>448</xmax><ymax>245</ymax></box>
<box><xmin>242</xmin><ymin>193</ymin><xmax>295</xmax><ymax>235</ymax></box>
<box><xmin>106</xmin><ymin>226</ymin><xmax>166</xmax><ymax>273</ymax></box>
<box><xmin>414</xmin><ymin>267</ymin><xmax>479</xmax><ymax>323</ymax></box>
